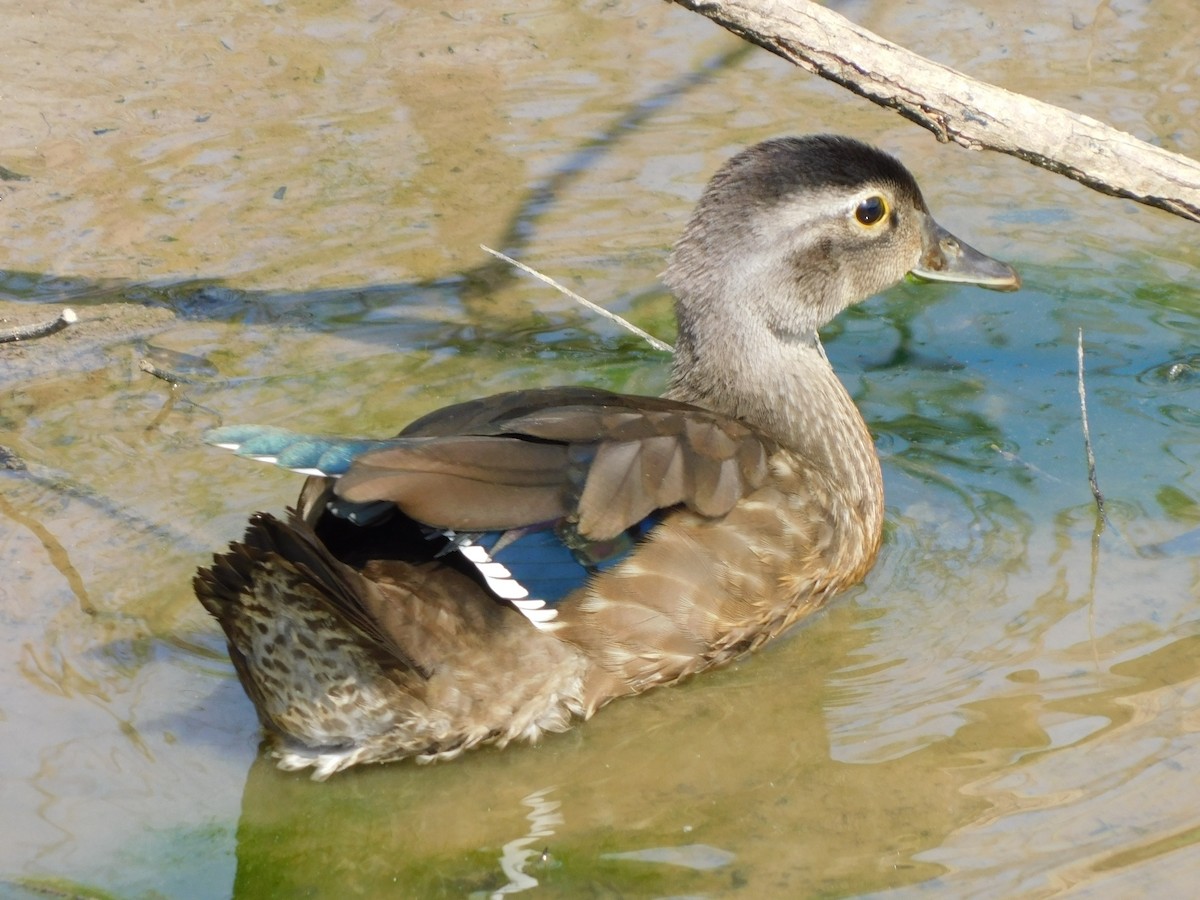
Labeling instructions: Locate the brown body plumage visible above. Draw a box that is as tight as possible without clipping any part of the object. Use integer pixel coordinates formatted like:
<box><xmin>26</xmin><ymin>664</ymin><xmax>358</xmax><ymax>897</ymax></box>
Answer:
<box><xmin>196</xmin><ymin>135</ymin><xmax>1019</xmax><ymax>778</ymax></box>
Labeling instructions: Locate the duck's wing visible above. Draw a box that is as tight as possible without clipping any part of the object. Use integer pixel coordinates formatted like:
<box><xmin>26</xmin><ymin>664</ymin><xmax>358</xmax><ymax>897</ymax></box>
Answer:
<box><xmin>333</xmin><ymin>388</ymin><xmax>774</xmax><ymax>542</ymax></box>
<box><xmin>204</xmin><ymin>389</ymin><xmax>776</xmax><ymax>619</ymax></box>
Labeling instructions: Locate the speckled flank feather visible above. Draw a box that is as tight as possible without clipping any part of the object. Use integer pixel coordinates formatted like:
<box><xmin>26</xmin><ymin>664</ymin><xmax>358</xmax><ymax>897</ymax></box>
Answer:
<box><xmin>563</xmin><ymin>448</ymin><xmax>881</xmax><ymax>708</ymax></box>
<box><xmin>195</xmin><ymin>135</ymin><xmax>1018</xmax><ymax>777</ymax></box>
<box><xmin>196</xmin><ymin>512</ymin><xmax>590</xmax><ymax>778</ymax></box>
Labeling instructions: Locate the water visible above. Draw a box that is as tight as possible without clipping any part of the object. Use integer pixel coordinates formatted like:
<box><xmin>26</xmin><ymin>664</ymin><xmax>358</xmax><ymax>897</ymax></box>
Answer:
<box><xmin>3</xmin><ymin>0</ymin><xmax>1199</xmax><ymax>896</ymax></box>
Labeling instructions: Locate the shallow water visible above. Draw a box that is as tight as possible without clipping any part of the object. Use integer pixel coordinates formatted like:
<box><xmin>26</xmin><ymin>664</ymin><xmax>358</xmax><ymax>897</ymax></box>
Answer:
<box><xmin>2</xmin><ymin>0</ymin><xmax>1199</xmax><ymax>897</ymax></box>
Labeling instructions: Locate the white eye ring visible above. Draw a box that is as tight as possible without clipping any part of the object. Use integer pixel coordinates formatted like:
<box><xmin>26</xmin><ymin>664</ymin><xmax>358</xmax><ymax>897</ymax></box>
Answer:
<box><xmin>855</xmin><ymin>195</ymin><xmax>889</xmax><ymax>226</ymax></box>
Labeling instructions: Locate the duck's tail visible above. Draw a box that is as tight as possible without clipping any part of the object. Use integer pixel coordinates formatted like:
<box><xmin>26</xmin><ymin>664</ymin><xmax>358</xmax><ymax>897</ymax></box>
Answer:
<box><xmin>195</xmin><ymin>510</ymin><xmax>590</xmax><ymax>778</ymax></box>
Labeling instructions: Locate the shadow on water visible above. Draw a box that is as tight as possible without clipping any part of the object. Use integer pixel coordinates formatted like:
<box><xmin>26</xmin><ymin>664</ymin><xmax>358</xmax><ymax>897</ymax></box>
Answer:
<box><xmin>1</xmin><ymin>41</ymin><xmax>756</xmax><ymax>343</ymax></box>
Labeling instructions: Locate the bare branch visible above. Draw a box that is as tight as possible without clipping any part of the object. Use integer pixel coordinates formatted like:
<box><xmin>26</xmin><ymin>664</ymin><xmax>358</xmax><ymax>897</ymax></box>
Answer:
<box><xmin>672</xmin><ymin>0</ymin><xmax>1200</xmax><ymax>223</ymax></box>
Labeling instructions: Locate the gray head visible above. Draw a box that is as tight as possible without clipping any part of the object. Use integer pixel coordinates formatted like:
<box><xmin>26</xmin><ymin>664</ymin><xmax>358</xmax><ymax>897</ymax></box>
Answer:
<box><xmin>665</xmin><ymin>135</ymin><xmax>1018</xmax><ymax>360</ymax></box>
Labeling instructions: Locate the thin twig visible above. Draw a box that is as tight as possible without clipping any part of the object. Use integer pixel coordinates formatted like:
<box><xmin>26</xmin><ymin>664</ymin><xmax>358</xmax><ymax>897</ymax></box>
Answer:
<box><xmin>479</xmin><ymin>244</ymin><xmax>674</xmax><ymax>353</ymax></box>
<box><xmin>990</xmin><ymin>443</ymin><xmax>1061</xmax><ymax>483</ymax></box>
<box><xmin>1076</xmin><ymin>328</ymin><xmax>1106</xmax><ymax>676</ymax></box>
<box><xmin>1077</xmin><ymin>328</ymin><xmax>1106</xmax><ymax>519</ymax></box>
<box><xmin>0</xmin><ymin>308</ymin><xmax>77</xmax><ymax>343</ymax></box>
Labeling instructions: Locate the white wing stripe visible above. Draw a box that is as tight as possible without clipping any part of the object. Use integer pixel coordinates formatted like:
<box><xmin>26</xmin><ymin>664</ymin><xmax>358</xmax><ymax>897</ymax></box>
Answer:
<box><xmin>457</xmin><ymin>539</ymin><xmax>560</xmax><ymax>627</ymax></box>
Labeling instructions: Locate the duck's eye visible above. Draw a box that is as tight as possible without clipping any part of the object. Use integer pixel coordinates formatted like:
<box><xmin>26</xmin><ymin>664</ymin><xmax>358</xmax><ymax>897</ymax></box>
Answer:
<box><xmin>855</xmin><ymin>196</ymin><xmax>888</xmax><ymax>226</ymax></box>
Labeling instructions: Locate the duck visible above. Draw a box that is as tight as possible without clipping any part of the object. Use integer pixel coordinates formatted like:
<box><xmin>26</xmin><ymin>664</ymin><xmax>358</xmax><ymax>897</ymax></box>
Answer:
<box><xmin>195</xmin><ymin>135</ymin><xmax>1019</xmax><ymax>779</ymax></box>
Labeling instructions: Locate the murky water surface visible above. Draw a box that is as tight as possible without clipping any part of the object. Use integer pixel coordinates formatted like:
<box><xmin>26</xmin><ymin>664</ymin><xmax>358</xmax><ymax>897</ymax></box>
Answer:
<box><xmin>3</xmin><ymin>0</ymin><xmax>1199</xmax><ymax>896</ymax></box>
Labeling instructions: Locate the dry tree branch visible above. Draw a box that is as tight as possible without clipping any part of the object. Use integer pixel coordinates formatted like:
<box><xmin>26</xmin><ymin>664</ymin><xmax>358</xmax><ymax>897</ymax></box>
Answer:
<box><xmin>672</xmin><ymin>0</ymin><xmax>1200</xmax><ymax>223</ymax></box>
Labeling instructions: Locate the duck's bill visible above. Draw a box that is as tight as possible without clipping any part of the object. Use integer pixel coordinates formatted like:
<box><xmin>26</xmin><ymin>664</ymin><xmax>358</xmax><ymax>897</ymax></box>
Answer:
<box><xmin>910</xmin><ymin>221</ymin><xmax>1021</xmax><ymax>292</ymax></box>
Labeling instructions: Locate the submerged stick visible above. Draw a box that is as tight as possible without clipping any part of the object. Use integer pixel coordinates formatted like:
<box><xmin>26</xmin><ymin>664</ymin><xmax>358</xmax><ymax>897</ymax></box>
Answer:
<box><xmin>0</xmin><ymin>308</ymin><xmax>77</xmax><ymax>343</ymax></box>
<box><xmin>1076</xmin><ymin>328</ymin><xmax>1106</xmax><ymax>518</ymax></box>
<box><xmin>480</xmin><ymin>244</ymin><xmax>674</xmax><ymax>353</ymax></box>
<box><xmin>138</xmin><ymin>358</ymin><xmax>216</xmax><ymax>386</ymax></box>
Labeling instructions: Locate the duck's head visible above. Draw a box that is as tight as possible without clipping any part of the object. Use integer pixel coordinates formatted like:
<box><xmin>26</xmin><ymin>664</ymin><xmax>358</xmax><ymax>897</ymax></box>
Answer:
<box><xmin>665</xmin><ymin>135</ymin><xmax>1019</xmax><ymax>355</ymax></box>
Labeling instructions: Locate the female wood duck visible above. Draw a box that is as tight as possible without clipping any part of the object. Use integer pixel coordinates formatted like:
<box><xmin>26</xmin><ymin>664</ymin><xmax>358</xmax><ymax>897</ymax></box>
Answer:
<box><xmin>196</xmin><ymin>135</ymin><xmax>1019</xmax><ymax>779</ymax></box>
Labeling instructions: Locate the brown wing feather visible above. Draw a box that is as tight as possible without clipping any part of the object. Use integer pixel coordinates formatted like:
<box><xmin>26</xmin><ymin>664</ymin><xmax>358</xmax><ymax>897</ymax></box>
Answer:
<box><xmin>336</xmin><ymin>436</ymin><xmax>569</xmax><ymax>531</ymax></box>
<box><xmin>398</xmin><ymin>386</ymin><xmax>620</xmax><ymax>437</ymax></box>
<box><xmin>331</xmin><ymin>389</ymin><xmax>775</xmax><ymax>541</ymax></box>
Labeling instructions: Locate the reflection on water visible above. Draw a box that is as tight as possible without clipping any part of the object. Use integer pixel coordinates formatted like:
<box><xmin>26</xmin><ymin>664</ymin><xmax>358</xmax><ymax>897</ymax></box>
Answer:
<box><xmin>489</xmin><ymin>787</ymin><xmax>562</xmax><ymax>898</ymax></box>
<box><xmin>225</xmin><ymin>601</ymin><xmax>972</xmax><ymax>896</ymax></box>
<box><xmin>4</xmin><ymin>0</ymin><xmax>1200</xmax><ymax>896</ymax></box>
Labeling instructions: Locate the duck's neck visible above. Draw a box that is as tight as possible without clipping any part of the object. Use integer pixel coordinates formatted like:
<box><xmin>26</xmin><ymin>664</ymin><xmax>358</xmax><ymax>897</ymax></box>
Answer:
<box><xmin>666</xmin><ymin>318</ymin><xmax>882</xmax><ymax>511</ymax></box>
